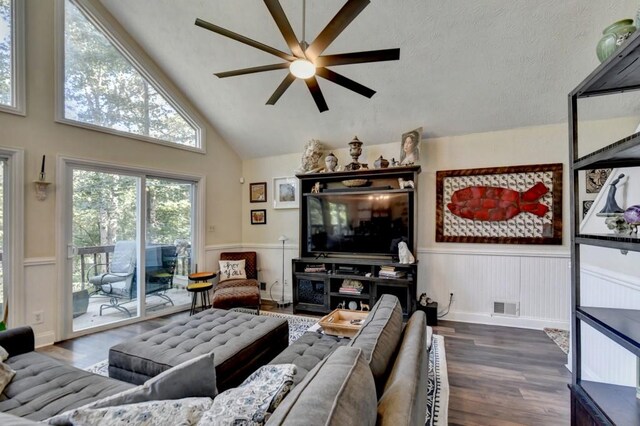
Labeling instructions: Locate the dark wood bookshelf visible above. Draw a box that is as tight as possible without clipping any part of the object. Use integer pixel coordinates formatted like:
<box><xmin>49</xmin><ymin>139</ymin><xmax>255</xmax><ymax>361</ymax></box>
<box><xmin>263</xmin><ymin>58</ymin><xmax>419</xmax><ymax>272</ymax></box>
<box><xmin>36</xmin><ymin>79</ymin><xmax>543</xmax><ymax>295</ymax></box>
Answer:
<box><xmin>577</xmin><ymin>307</ymin><xmax>640</xmax><ymax>357</ymax></box>
<box><xmin>569</xmin><ymin>21</ymin><xmax>640</xmax><ymax>426</ymax></box>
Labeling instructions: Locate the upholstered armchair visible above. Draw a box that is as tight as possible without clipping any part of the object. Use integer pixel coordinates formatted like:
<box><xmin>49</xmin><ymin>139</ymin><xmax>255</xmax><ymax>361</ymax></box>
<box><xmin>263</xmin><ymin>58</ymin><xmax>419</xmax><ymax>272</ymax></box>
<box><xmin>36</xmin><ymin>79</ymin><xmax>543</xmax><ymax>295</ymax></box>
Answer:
<box><xmin>212</xmin><ymin>251</ymin><xmax>261</xmax><ymax>313</ymax></box>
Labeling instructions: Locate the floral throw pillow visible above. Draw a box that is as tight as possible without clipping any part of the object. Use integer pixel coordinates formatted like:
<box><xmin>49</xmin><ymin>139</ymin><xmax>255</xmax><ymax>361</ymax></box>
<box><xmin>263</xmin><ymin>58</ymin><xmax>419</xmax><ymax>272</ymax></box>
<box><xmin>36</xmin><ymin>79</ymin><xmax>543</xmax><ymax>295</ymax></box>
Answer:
<box><xmin>46</xmin><ymin>397</ymin><xmax>212</xmax><ymax>426</ymax></box>
<box><xmin>218</xmin><ymin>259</ymin><xmax>247</xmax><ymax>282</ymax></box>
<box><xmin>199</xmin><ymin>364</ymin><xmax>296</xmax><ymax>425</ymax></box>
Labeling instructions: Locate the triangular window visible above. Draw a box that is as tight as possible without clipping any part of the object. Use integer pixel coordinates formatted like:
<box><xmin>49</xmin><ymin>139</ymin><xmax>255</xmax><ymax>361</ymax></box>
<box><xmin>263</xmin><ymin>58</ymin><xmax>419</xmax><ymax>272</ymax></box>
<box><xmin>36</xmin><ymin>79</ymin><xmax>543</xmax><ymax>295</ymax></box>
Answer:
<box><xmin>63</xmin><ymin>0</ymin><xmax>201</xmax><ymax>149</ymax></box>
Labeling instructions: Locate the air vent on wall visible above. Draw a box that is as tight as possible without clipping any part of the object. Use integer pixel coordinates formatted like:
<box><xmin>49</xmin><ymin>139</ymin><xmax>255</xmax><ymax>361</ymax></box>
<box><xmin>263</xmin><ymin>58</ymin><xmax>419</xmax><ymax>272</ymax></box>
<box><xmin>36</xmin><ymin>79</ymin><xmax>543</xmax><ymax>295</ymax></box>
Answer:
<box><xmin>493</xmin><ymin>301</ymin><xmax>519</xmax><ymax>317</ymax></box>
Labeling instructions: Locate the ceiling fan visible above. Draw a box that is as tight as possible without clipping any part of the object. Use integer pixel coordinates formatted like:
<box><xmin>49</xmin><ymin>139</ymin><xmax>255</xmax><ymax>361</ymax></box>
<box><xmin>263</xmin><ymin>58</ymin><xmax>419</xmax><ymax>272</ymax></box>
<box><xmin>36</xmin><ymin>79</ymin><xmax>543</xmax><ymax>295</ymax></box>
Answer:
<box><xmin>195</xmin><ymin>0</ymin><xmax>400</xmax><ymax>112</ymax></box>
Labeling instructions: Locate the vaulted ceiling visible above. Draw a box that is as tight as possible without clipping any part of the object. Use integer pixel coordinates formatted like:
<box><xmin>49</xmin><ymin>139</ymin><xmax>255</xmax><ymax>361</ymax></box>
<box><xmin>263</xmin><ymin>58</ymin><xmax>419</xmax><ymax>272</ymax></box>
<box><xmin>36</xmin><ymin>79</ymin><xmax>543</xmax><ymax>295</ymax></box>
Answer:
<box><xmin>100</xmin><ymin>0</ymin><xmax>640</xmax><ymax>158</ymax></box>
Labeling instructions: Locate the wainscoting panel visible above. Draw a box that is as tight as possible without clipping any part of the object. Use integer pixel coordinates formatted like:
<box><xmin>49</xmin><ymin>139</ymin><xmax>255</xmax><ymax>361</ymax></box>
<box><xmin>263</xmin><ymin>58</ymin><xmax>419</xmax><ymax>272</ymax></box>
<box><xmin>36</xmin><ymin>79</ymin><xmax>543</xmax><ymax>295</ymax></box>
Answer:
<box><xmin>579</xmin><ymin>265</ymin><xmax>639</xmax><ymax>387</ymax></box>
<box><xmin>420</xmin><ymin>249</ymin><xmax>570</xmax><ymax>329</ymax></box>
<box><xmin>24</xmin><ymin>257</ymin><xmax>57</xmax><ymax>347</ymax></box>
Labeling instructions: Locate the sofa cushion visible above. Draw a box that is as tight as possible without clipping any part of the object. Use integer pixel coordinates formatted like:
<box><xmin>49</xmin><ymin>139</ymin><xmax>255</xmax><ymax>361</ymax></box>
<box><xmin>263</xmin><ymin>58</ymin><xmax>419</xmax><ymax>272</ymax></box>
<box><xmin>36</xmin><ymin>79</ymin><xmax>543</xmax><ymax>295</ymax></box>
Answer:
<box><xmin>90</xmin><ymin>351</ymin><xmax>216</xmax><ymax>409</ymax></box>
<box><xmin>266</xmin><ymin>346</ymin><xmax>377</xmax><ymax>426</ymax></box>
<box><xmin>377</xmin><ymin>311</ymin><xmax>428</xmax><ymax>426</ymax></box>
<box><xmin>347</xmin><ymin>294</ymin><xmax>403</xmax><ymax>394</ymax></box>
<box><xmin>0</xmin><ymin>352</ymin><xmax>133</xmax><ymax>421</ymax></box>
<box><xmin>109</xmin><ymin>309</ymin><xmax>288</xmax><ymax>391</ymax></box>
<box><xmin>268</xmin><ymin>331</ymin><xmax>349</xmax><ymax>385</ymax></box>
<box><xmin>201</xmin><ymin>364</ymin><xmax>296</xmax><ymax>425</ymax></box>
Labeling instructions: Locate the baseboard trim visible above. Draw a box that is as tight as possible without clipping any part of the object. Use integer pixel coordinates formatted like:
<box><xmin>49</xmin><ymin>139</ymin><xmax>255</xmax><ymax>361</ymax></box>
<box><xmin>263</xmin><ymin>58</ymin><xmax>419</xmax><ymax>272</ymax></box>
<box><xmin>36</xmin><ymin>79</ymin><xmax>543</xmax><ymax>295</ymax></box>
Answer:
<box><xmin>442</xmin><ymin>311</ymin><xmax>568</xmax><ymax>330</ymax></box>
<box><xmin>35</xmin><ymin>331</ymin><xmax>56</xmax><ymax>348</ymax></box>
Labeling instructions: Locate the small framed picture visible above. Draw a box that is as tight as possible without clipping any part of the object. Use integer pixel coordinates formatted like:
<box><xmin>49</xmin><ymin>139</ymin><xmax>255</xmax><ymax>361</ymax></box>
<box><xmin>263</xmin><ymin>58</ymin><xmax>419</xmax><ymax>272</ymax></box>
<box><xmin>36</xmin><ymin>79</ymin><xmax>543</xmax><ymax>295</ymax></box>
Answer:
<box><xmin>250</xmin><ymin>209</ymin><xmax>267</xmax><ymax>225</ymax></box>
<box><xmin>583</xmin><ymin>200</ymin><xmax>594</xmax><ymax>218</ymax></box>
<box><xmin>400</xmin><ymin>127</ymin><xmax>422</xmax><ymax>166</ymax></box>
<box><xmin>273</xmin><ymin>177</ymin><xmax>299</xmax><ymax>209</ymax></box>
<box><xmin>585</xmin><ymin>169</ymin><xmax>611</xmax><ymax>193</ymax></box>
<box><xmin>249</xmin><ymin>182</ymin><xmax>267</xmax><ymax>203</ymax></box>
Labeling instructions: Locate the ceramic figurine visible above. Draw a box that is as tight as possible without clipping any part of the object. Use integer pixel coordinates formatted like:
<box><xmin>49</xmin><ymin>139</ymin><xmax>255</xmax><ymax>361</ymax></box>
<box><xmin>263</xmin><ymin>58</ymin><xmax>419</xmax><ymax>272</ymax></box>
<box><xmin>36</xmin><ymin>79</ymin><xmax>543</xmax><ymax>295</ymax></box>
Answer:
<box><xmin>296</xmin><ymin>139</ymin><xmax>325</xmax><ymax>174</ymax></box>
<box><xmin>597</xmin><ymin>174</ymin><xmax>625</xmax><ymax>216</ymax></box>
<box><xmin>324</xmin><ymin>152</ymin><xmax>338</xmax><ymax>172</ymax></box>
<box><xmin>360</xmin><ymin>302</ymin><xmax>370</xmax><ymax>311</ymax></box>
<box><xmin>398</xmin><ymin>178</ymin><xmax>415</xmax><ymax>189</ymax></box>
<box><xmin>374</xmin><ymin>155</ymin><xmax>390</xmax><ymax>169</ymax></box>
<box><xmin>398</xmin><ymin>241</ymin><xmax>415</xmax><ymax>264</ymax></box>
<box><xmin>311</xmin><ymin>182</ymin><xmax>321</xmax><ymax>193</ymax></box>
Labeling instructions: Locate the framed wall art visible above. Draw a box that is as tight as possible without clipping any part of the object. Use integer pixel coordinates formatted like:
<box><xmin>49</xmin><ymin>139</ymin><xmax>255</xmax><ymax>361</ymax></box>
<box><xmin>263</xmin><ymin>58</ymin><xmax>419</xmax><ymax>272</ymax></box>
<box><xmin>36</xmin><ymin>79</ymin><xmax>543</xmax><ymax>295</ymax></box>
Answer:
<box><xmin>273</xmin><ymin>176</ymin><xmax>298</xmax><ymax>209</ymax></box>
<box><xmin>249</xmin><ymin>182</ymin><xmax>267</xmax><ymax>203</ymax></box>
<box><xmin>400</xmin><ymin>127</ymin><xmax>422</xmax><ymax>166</ymax></box>
<box><xmin>250</xmin><ymin>209</ymin><xmax>267</xmax><ymax>225</ymax></box>
<box><xmin>585</xmin><ymin>169</ymin><xmax>611</xmax><ymax>193</ymax></box>
<box><xmin>436</xmin><ymin>163</ymin><xmax>563</xmax><ymax>244</ymax></box>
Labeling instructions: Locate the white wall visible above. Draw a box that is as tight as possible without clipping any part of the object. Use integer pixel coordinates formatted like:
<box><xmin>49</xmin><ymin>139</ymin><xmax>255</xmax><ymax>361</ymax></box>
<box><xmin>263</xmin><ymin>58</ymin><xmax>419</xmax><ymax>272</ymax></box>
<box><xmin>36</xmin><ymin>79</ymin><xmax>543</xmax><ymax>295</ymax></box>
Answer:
<box><xmin>1</xmin><ymin>1</ymin><xmax>243</xmax><ymax>345</ymax></box>
<box><xmin>240</xmin><ymin>118</ymin><xmax>639</xmax><ymax>330</ymax></box>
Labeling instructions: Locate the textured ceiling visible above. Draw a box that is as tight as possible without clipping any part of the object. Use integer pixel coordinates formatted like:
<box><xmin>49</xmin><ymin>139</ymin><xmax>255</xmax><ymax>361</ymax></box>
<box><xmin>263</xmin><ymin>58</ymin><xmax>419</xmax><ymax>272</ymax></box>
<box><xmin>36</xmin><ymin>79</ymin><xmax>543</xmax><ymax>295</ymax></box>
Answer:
<box><xmin>99</xmin><ymin>0</ymin><xmax>640</xmax><ymax>158</ymax></box>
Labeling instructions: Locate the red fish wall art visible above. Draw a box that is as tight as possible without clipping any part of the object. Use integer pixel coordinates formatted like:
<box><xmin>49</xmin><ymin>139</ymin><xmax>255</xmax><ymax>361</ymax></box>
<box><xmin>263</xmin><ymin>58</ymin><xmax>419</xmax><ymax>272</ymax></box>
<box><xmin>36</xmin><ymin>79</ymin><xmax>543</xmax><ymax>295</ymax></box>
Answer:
<box><xmin>436</xmin><ymin>164</ymin><xmax>563</xmax><ymax>245</ymax></box>
<box><xmin>447</xmin><ymin>182</ymin><xmax>549</xmax><ymax>221</ymax></box>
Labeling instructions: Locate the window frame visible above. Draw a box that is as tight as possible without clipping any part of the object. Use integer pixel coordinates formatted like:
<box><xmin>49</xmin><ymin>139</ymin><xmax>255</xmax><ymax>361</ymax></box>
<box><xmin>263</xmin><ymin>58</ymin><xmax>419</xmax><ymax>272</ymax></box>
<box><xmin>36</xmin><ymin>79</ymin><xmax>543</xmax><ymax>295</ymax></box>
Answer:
<box><xmin>54</xmin><ymin>0</ymin><xmax>206</xmax><ymax>153</ymax></box>
<box><xmin>0</xmin><ymin>0</ymin><xmax>26</xmax><ymax>115</ymax></box>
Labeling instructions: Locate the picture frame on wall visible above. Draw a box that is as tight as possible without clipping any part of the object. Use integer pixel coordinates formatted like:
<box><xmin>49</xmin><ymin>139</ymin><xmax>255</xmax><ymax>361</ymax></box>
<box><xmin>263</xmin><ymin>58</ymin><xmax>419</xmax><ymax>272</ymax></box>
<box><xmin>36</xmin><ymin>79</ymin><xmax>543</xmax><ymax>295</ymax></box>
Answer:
<box><xmin>250</xmin><ymin>209</ymin><xmax>267</xmax><ymax>225</ymax></box>
<box><xmin>436</xmin><ymin>163</ymin><xmax>563</xmax><ymax>244</ymax></box>
<box><xmin>400</xmin><ymin>127</ymin><xmax>422</xmax><ymax>166</ymax></box>
<box><xmin>273</xmin><ymin>176</ymin><xmax>298</xmax><ymax>209</ymax></box>
<box><xmin>249</xmin><ymin>182</ymin><xmax>267</xmax><ymax>203</ymax></box>
<box><xmin>585</xmin><ymin>169</ymin><xmax>611</xmax><ymax>193</ymax></box>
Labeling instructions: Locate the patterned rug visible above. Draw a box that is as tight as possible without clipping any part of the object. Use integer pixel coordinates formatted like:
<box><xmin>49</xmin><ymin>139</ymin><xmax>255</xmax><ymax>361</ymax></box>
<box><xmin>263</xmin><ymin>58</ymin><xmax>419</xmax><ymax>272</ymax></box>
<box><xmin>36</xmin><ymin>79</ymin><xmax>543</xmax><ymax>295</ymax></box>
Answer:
<box><xmin>426</xmin><ymin>335</ymin><xmax>449</xmax><ymax>426</ymax></box>
<box><xmin>84</xmin><ymin>310</ymin><xmax>449</xmax><ymax>425</ymax></box>
<box><xmin>543</xmin><ymin>327</ymin><xmax>569</xmax><ymax>354</ymax></box>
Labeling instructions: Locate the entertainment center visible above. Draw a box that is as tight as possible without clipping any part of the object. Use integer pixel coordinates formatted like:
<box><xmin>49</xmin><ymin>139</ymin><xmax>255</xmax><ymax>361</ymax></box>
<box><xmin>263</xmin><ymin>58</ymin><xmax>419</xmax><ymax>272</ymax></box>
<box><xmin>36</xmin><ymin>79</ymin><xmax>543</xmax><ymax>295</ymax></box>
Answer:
<box><xmin>292</xmin><ymin>165</ymin><xmax>421</xmax><ymax>317</ymax></box>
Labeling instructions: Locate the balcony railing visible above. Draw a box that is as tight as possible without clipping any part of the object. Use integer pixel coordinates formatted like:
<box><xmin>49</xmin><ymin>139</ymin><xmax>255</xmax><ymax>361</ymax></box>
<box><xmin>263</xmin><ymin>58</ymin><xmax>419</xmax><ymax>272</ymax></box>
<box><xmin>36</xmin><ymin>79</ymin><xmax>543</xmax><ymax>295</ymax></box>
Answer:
<box><xmin>75</xmin><ymin>244</ymin><xmax>191</xmax><ymax>290</ymax></box>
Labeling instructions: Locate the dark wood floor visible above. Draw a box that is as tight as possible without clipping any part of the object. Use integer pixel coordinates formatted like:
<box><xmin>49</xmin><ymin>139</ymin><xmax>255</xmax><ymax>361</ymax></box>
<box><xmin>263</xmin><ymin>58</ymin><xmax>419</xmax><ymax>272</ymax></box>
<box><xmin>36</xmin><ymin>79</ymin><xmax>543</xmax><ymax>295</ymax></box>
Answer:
<box><xmin>38</xmin><ymin>306</ymin><xmax>571</xmax><ymax>425</ymax></box>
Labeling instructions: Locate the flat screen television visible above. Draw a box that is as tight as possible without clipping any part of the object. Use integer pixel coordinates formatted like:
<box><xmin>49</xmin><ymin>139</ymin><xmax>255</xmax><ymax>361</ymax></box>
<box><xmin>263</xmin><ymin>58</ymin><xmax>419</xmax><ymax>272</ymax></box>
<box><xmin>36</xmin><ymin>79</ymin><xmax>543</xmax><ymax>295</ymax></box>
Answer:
<box><xmin>306</xmin><ymin>192</ymin><xmax>412</xmax><ymax>256</ymax></box>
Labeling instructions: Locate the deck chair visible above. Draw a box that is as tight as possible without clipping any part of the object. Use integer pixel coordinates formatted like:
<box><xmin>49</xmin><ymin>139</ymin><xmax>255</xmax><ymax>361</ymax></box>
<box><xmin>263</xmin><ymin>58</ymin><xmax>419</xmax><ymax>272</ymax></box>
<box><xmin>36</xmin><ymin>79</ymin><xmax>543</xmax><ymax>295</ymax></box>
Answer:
<box><xmin>87</xmin><ymin>240</ymin><xmax>136</xmax><ymax>316</ymax></box>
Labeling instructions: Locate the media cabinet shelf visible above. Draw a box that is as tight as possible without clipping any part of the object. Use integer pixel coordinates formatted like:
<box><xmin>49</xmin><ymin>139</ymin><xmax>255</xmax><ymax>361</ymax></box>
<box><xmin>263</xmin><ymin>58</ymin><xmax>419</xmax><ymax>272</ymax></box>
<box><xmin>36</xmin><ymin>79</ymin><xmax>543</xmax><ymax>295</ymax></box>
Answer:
<box><xmin>569</xmin><ymin>29</ymin><xmax>640</xmax><ymax>426</ymax></box>
<box><xmin>292</xmin><ymin>257</ymin><xmax>418</xmax><ymax>318</ymax></box>
<box><xmin>294</xmin><ymin>165</ymin><xmax>421</xmax><ymax>319</ymax></box>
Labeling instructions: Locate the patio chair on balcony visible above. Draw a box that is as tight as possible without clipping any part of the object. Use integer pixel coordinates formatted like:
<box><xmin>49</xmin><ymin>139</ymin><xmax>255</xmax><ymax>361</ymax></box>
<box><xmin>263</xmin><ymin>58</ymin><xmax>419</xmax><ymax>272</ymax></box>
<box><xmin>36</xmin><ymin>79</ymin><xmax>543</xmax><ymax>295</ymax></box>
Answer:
<box><xmin>87</xmin><ymin>240</ymin><xmax>137</xmax><ymax>316</ymax></box>
<box><xmin>87</xmin><ymin>242</ymin><xmax>177</xmax><ymax>317</ymax></box>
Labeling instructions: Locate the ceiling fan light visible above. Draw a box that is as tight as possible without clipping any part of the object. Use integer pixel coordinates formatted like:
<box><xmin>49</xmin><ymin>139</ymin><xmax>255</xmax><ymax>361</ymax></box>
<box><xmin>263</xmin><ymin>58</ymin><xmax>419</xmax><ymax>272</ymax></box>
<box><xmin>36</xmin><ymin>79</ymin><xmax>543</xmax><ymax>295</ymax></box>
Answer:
<box><xmin>290</xmin><ymin>59</ymin><xmax>316</xmax><ymax>79</ymax></box>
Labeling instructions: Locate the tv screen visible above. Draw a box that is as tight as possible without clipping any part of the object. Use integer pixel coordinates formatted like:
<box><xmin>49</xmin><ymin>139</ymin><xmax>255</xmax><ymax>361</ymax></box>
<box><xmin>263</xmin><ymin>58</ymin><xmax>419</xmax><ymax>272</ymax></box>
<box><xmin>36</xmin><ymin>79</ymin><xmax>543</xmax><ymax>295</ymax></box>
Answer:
<box><xmin>306</xmin><ymin>192</ymin><xmax>411</xmax><ymax>256</ymax></box>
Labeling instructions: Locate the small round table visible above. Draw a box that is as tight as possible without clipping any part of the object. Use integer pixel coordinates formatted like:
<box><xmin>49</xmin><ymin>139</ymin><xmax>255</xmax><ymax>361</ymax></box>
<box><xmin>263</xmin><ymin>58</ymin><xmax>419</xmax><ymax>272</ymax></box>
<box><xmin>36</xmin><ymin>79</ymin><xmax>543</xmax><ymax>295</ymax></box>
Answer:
<box><xmin>187</xmin><ymin>272</ymin><xmax>216</xmax><ymax>315</ymax></box>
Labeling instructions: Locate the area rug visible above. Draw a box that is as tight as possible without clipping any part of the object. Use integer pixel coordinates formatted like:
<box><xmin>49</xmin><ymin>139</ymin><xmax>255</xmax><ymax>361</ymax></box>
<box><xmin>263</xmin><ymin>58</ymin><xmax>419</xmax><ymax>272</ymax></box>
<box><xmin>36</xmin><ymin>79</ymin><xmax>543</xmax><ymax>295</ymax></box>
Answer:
<box><xmin>544</xmin><ymin>327</ymin><xmax>569</xmax><ymax>354</ymax></box>
<box><xmin>426</xmin><ymin>335</ymin><xmax>449</xmax><ymax>426</ymax></box>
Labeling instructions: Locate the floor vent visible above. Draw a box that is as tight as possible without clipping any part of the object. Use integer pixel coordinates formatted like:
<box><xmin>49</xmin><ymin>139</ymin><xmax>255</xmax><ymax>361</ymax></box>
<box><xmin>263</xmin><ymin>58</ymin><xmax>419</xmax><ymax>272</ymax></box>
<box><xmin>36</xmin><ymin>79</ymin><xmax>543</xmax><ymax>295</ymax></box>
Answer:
<box><xmin>493</xmin><ymin>301</ymin><xmax>519</xmax><ymax>316</ymax></box>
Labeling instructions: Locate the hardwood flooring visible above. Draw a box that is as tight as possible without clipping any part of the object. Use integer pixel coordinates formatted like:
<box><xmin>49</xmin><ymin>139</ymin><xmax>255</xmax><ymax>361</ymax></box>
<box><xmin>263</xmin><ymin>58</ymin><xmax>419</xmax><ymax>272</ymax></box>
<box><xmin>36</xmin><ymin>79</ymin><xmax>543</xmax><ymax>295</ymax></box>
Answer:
<box><xmin>38</xmin><ymin>307</ymin><xmax>571</xmax><ymax>425</ymax></box>
<box><xmin>436</xmin><ymin>320</ymin><xmax>571</xmax><ymax>426</ymax></box>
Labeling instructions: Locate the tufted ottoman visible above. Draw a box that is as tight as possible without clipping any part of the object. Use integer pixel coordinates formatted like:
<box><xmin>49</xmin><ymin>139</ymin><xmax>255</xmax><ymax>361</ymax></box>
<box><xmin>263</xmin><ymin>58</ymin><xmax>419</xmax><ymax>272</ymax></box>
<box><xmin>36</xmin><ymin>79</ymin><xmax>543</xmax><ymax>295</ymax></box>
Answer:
<box><xmin>108</xmin><ymin>309</ymin><xmax>288</xmax><ymax>391</ymax></box>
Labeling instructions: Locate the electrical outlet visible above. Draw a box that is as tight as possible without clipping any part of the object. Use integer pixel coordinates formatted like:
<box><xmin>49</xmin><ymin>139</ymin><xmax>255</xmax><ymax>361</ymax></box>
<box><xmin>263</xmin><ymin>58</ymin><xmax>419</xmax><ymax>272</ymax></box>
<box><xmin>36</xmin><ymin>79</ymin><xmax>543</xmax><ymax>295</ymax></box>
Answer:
<box><xmin>260</xmin><ymin>282</ymin><xmax>266</xmax><ymax>290</ymax></box>
<box><xmin>208</xmin><ymin>225</ymin><xmax>215</xmax><ymax>232</ymax></box>
<box><xmin>33</xmin><ymin>311</ymin><xmax>44</xmax><ymax>324</ymax></box>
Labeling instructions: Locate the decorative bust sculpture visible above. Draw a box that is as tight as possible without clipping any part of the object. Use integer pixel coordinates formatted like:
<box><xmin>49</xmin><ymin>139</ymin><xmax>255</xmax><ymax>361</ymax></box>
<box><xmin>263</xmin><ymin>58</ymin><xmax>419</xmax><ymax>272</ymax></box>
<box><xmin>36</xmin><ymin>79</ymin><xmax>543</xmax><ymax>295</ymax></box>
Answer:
<box><xmin>296</xmin><ymin>139</ymin><xmax>325</xmax><ymax>174</ymax></box>
<box><xmin>324</xmin><ymin>152</ymin><xmax>338</xmax><ymax>172</ymax></box>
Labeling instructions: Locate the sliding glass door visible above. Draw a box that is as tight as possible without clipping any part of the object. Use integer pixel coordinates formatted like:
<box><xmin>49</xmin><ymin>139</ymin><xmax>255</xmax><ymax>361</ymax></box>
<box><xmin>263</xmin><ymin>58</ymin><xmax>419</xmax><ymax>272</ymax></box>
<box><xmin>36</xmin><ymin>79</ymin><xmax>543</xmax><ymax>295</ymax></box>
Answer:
<box><xmin>66</xmin><ymin>164</ymin><xmax>197</xmax><ymax>335</ymax></box>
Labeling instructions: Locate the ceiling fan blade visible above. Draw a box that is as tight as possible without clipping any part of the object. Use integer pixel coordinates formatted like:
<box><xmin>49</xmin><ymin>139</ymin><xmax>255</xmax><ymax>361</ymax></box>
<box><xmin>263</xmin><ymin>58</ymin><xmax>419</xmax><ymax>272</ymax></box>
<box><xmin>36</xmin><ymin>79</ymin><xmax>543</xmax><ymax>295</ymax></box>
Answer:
<box><xmin>263</xmin><ymin>0</ymin><xmax>304</xmax><ymax>58</ymax></box>
<box><xmin>316</xmin><ymin>68</ymin><xmax>375</xmax><ymax>98</ymax></box>
<box><xmin>195</xmin><ymin>18</ymin><xmax>295</xmax><ymax>62</ymax></box>
<box><xmin>315</xmin><ymin>48</ymin><xmax>400</xmax><ymax>67</ymax></box>
<box><xmin>305</xmin><ymin>0</ymin><xmax>370</xmax><ymax>60</ymax></box>
<box><xmin>215</xmin><ymin>63</ymin><xmax>290</xmax><ymax>78</ymax></box>
<box><xmin>305</xmin><ymin>76</ymin><xmax>329</xmax><ymax>112</ymax></box>
<box><xmin>267</xmin><ymin>73</ymin><xmax>296</xmax><ymax>105</ymax></box>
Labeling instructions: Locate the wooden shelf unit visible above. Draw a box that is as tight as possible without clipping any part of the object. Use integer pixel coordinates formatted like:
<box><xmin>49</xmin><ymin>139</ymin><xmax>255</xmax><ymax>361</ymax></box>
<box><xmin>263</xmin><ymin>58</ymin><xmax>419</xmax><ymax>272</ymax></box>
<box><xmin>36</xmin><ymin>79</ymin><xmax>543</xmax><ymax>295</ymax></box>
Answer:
<box><xmin>569</xmin><ymin>30</ymin><xmax>640</xmax><ymax>426</ymax></box>
<box><xmin>293</xmin><ymin>165</ymin><xmax>421</xmax><ymax>318</ymax></box>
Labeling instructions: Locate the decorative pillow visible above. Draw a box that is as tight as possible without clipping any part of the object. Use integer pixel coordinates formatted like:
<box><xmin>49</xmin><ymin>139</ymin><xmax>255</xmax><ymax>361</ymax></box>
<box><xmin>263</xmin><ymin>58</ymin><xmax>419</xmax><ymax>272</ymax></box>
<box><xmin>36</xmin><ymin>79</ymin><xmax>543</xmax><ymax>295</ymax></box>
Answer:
<box><xmin>0</xmin><ymin>359</ymin><xmax>15</xmax><ymax>395</ymax></box>
<box><xmin>47</xmin><ymin>397</ymin><xmax>213</xmax><ymax>426</ymax></box>
<box><xmin>0</xmin><ymin>345</ymin><xmax>8</xmax><ymax>361</ymax></box>
<box><xmin>199</xmin><ymin>364</ymin><xmax>296</xmax><ymax>425</ymax></box>
<box><xmin>218</xmin><ymin>259</ymin><xmax>247</xmax><ymax>282</ymax></box>
<box><xmin>48</xmin><ymin>352</ymin><xmax>217</xmax><ymax>425</ymax></box>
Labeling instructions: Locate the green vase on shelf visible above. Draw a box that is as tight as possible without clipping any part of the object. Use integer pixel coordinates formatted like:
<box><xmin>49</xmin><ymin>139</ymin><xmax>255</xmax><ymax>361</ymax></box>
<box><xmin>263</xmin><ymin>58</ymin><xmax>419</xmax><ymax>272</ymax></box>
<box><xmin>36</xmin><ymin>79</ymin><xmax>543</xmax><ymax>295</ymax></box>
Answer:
<box><xmin>596</xmin><ymin>19</ymin><xmax>636</xmax><ymax>63</ymax></box>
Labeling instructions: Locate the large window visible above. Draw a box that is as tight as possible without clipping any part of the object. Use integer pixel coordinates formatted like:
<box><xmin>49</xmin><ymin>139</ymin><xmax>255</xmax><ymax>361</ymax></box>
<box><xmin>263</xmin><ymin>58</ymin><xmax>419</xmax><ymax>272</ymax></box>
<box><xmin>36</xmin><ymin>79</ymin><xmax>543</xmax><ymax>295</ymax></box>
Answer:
<box><xmin>61</xmin><ymin>0</ymin><xmax>203</xmax><ymax>150</ymax></box>
<box><xmin>0</xmin><ymin>0</ymin><xmax>24</xmax><ymax>114</ymax></box>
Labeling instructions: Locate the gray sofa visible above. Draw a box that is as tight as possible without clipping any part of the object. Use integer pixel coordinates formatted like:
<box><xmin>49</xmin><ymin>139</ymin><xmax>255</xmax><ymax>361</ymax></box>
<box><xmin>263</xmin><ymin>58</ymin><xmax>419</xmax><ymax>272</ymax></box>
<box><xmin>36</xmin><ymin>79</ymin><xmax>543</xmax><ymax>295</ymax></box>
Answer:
<box><xmin>0</xmin><ymin>294</ymin><xmax>428</xmax><ymax>425</ymax></box>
